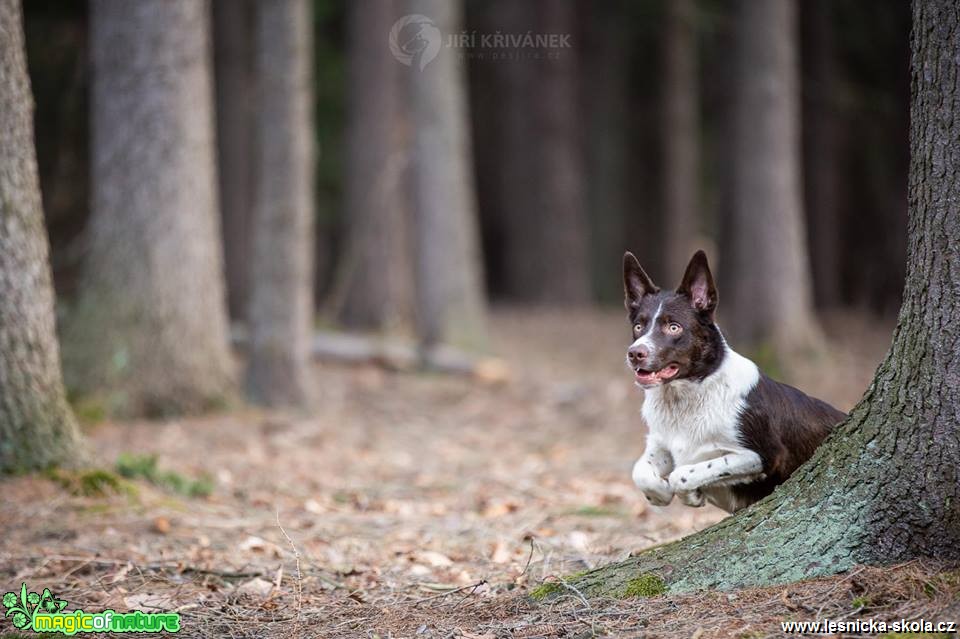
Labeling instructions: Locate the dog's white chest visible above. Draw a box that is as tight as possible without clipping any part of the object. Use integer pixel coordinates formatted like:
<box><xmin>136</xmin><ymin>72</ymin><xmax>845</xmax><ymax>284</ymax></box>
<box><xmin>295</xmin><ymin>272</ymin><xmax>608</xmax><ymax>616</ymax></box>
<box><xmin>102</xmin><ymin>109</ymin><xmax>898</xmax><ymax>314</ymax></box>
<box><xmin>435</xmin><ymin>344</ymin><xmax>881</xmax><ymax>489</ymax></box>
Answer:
<box><xmin>641</xmin><ymin>348</ymin><xmax>759</xmax><ymax>467</ymax></box>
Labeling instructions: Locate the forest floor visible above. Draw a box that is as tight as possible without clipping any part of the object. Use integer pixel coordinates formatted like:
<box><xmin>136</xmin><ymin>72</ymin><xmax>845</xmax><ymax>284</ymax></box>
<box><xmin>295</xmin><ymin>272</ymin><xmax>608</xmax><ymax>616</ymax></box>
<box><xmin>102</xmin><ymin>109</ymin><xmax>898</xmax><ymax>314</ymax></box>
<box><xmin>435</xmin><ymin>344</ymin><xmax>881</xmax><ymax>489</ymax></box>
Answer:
<box><xmin>2</xmin><ymin>309</ymin><xmax>958</xmax><ymax>638</ymax></box>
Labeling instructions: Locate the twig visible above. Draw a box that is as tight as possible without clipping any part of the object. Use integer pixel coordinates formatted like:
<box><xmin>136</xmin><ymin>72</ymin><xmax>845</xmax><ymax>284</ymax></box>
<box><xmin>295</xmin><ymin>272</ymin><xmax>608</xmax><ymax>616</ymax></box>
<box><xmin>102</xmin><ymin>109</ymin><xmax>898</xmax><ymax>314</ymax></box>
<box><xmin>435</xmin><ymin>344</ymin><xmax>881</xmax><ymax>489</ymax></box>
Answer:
<box><xmin>275</xmin><ymin>509</ymin><xmax>303</xmax><ymax>630</ymax></box>
<box><xmin>406</xmin><ymin>581</ymin><xmax>487</xmax><ymax>607</ymax></box>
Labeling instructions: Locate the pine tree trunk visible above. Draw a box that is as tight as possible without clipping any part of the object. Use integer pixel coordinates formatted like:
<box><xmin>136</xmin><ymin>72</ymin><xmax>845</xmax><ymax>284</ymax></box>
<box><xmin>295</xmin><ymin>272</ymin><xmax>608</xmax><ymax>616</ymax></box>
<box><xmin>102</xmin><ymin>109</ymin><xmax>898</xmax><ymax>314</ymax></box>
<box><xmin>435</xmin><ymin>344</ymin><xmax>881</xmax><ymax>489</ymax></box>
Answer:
<box><xmin>245</xmin><ymin>0</ymin><xmax>315</xmax><ymax>407</ymax></box>
<box><xmin>404</xmin><ymin>0</ymin><xmax>487</xmax><ymax>352</ymax></box>
<box><xmin>528</xmin><ymin>0</ymin><xmax>590</xmax><ymax>304</ymax></box>
<box><xmin>724</xmin><ymin>0</ymin><xmax>819</xmax><ymax>356</ymax></box>
<box><xmin>68</xmin><ymin>0</ymin><xmax>235</xmax><ymax>418</ymax></box>
<box><xmin>800</xmin><ymin>0</ymin><xmax>841</xmax><ymax>309</ymax></box>
<box><xmin>329</xmin><ymin>0</ymin><xmax>413</xmax><ymax>332</ymax></box>
<box><xmin>213</xmin><ymin>0</ymin><xmax>255</xmax><ymax>321</ymax></box>
<box><xmin>493</xmin><ymin>1</ymin><xmax>589</xmax><ymax>304</ymax></box>
<box><xmin>661</xmin><ymin>0</ymin><xmax>701</xmax><ymax>278</ymax></box>
<box><xmin>490</xmin><ymin>0</ymin><xmax>538</xmax><ymax>301</ymax></box>
<box><xmin>567</xmin><ymin>0</ymin><xmax>960</xmax><ymax>596</ymax></box>
<box><xmin>584</xmin><ymin>0</ymin><xmax>629</xmax><ymax>303</ymax></box>
<box><xmin>0</xmin><ymin>0</ymin><xmax>85</xmax><ymax>472</ymax></box>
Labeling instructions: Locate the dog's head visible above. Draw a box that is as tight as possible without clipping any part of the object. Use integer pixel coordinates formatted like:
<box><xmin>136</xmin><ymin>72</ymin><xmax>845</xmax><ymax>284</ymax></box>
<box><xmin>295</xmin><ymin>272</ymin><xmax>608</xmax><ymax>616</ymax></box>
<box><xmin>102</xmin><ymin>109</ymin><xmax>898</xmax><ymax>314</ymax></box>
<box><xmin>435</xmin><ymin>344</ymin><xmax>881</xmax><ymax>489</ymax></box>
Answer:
<box><xmin>623</xmin><ymin>250</ymin><xmax>725</xmax><ymax>388</ymax></box>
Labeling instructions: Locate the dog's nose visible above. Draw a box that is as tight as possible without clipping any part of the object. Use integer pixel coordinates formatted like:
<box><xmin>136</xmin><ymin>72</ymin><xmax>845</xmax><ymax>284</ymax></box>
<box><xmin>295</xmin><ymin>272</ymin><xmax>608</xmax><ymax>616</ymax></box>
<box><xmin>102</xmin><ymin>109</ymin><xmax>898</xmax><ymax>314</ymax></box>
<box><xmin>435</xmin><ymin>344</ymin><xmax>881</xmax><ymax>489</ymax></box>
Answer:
<box><xmin>628</xmin><ymin>345</ymin><xmax>649</xmax><ymax>365</ymax></box>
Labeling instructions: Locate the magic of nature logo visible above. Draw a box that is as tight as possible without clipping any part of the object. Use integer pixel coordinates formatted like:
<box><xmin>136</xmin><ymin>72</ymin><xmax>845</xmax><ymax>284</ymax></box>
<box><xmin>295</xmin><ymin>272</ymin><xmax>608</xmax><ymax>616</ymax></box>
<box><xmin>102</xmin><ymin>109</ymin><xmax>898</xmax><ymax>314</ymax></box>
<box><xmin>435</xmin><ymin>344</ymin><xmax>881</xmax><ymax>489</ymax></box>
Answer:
<box><xmin>2</xmin><ymin>583</ymin><xmax>180</xmax><ymax>635</ymax></box>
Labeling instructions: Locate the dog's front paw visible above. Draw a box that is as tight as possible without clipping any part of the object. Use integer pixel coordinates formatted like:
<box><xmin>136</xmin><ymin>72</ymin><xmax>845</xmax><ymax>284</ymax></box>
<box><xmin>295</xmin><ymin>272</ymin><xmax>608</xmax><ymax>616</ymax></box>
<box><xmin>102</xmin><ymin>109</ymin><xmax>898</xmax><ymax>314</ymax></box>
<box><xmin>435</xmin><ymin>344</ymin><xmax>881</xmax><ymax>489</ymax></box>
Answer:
<box><xmin>668</xmin><ymin>465</ymin><xmax>701</xmax><ymax>491</ymax></box>
<box><xmin>678</xmin><ymin>489</ymin><xmax>705</xmax><ymax>507</ymax></box>
<box><xmin>632</xmin><ymin>458</ymin><xmax>674</xmax><ymax>506</ymax></box>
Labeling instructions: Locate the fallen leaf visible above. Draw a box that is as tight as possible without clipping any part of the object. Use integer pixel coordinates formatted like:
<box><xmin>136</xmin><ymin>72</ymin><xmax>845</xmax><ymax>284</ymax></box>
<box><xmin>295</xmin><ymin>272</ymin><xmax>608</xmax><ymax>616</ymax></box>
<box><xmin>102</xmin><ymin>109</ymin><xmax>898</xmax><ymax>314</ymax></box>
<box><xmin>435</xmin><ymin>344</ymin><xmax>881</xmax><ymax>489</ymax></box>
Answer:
<box><xmin>236</xmin><ymin>577</ymin><xmax>275</xmax><ymax>598</ymax></box>
<box><xmin>152</xmin><ymin>517</ymin><xmax>170</xmax><ymax>534</ymax></box>
<box><xmin>418</xmin><ymin>550</ymin><xmax>453</xmax><ymax>567</ymax></box>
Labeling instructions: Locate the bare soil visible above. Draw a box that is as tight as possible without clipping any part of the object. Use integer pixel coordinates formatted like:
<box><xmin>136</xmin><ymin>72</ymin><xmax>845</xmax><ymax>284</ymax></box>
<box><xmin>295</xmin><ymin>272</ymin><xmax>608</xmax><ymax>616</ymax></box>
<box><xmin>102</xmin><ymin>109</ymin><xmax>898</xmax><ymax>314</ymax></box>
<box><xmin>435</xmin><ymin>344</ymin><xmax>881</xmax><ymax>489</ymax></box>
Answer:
<box><xmin>2</xmin><ymin>309</ymin><xmax>957</xmax><ymax>638</ymax></box>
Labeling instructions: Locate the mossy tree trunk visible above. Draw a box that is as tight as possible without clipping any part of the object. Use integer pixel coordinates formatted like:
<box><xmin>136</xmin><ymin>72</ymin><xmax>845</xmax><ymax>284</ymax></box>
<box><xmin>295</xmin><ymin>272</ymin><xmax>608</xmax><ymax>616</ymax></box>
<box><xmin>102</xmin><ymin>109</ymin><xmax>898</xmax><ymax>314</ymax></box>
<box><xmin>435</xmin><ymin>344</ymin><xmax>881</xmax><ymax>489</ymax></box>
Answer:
<box><xmin>69</xmin><ymin>0</ymin><xmax>235</xmax><ymax>418</ymax></box>
<box><xmin>573</xmin><ymin>0</ymin><xmax>960</xmax><ymax>597</ymax></box>
<box><xmin>0</xmin><ymin>0</ymin><xmax>85</xmax><ymax>472</ymax></box>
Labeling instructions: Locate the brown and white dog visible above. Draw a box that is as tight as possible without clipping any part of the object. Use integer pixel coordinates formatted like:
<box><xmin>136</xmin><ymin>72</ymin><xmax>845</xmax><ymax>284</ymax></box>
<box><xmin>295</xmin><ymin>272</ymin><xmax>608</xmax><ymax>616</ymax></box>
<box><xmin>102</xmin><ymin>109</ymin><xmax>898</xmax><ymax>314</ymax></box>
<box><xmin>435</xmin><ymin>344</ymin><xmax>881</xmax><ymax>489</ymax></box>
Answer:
<box><xmin>624</xmin><ymin>250</ymin><xmax>845</xmax><ymax>513</ymax></box>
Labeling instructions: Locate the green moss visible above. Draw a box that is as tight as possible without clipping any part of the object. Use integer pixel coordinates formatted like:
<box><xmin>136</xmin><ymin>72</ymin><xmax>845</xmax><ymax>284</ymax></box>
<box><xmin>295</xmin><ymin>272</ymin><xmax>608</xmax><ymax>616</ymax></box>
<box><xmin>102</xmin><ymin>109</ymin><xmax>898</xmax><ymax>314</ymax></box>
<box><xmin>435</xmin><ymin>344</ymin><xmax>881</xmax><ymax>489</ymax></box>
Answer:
<box><xmin>70</xmin><ymin>396</ymin><xmax>107</xmax><ymax>425</ymax></box>
<box><xmin>850</xmin><ymin>595</ymin><xmax>872</xmax><ymax>609</ymax></box>
<box><xmin>621</xmin><ymin>573</ymin><xmax>667</xmax><ymax>598</ymax></box>
<box><xmin>45</xmin><ymin>467</ymin><xmax>133</xmax><ymax>497</ymax></box>
<box><xmin>115</xmin><ymin>453</ymin><xmax>213</xmax><ymax>498</ymax></box>
<box><xmin>528</xmin><ymin>582</ymin><xmax>564</xmax><ymax>601</ymax></box>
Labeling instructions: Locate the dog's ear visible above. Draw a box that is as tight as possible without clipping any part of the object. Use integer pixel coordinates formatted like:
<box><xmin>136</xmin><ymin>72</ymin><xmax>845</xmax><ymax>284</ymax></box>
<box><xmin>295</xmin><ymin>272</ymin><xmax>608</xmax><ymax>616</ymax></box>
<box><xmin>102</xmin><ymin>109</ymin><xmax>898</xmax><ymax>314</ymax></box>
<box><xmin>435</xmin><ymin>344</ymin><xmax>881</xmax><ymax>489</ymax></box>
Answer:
<box><xmin>677</xmin><ymin>250</ymin><xmax>717</xmax><ymax>316</ymax></box>
<box><xmin>623</xmin><ymin>252</ymin><xmax>659</xmax><ymax>310</ymax></box>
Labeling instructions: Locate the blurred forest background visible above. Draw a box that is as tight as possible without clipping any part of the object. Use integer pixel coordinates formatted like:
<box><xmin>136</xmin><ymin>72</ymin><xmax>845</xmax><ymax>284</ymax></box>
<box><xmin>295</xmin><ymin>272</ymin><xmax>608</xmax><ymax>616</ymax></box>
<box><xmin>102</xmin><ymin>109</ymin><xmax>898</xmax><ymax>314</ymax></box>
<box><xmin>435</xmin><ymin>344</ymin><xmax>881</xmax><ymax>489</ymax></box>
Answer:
<box><xmin>1</xmin><ymin>1</ymin><xmax>935</xmax><ymax>635</ymax></box>
<box><xmin>24</xmin><ymin>0</ymin><xmax>909</xmax><ymax>396</ymax></box>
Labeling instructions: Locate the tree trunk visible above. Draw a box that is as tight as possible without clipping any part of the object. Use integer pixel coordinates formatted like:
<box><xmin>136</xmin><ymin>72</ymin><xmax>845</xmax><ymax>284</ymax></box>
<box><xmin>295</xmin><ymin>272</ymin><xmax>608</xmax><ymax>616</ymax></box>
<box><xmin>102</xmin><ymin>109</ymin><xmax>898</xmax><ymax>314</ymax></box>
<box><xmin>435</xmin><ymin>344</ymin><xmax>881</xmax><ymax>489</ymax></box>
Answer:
<box><xmin>0</xmin><ymin>0</ymin><xmax>85</xmax><ymax>472</ymax></box>
<box><xmin>528</xmin><ymin>0</ymin><xmax>590</xmax><ymax>304</ymax></box>
<box><xmin>801</xmin><ymin>0</ymin><xmax>841</xmax><ymax>309</ymax></box>
<box><xmin>404</xmin><ymin>0</ymin><xmax>487</xmax><ymax>353</ymax></box>
<box><xmin>492</xmin><ymin>1</ymin><xmax>589</xmax><ymax>304</ymax></box>
<box><xmin>661</xmin><ymin>0</ymin><xmax>701</xmax><ymax>278</ymax></box>
<box><xmin>724</xmin><ymin>0</ymin><xmax>819</xmax><ymax>357</ymax></box>
<box><xmin>486</xmin><ymin>0</ymin><xmax>537</xmax><ymax>301</ymax></box>
<box><xmin>328</xmin><ymin>0</ymin><xmax>413</xmax><ymax>332</ymax></box>
<box><xmin>68</xmin><ymin>0</ymin><xmax>235</xmax><ymax>418</ymax></box>
<box><xmin>583</xmin><ymin>0</ymin><xmax>630</xmax><ymax>304</ymax></box>
<box><xmin>245</xmin><ymin>0</ymin><xmax>315</xmax><ymax>407</ymax></box>
<box><xmin>213</xmin><ymin>0</ymin><xmax>255</xmax><ymax>321</ymax></box>
<box><xmin>567</xmin><ymin>0</ymin><xmax>960</xmax><ymax>596</ymax></box>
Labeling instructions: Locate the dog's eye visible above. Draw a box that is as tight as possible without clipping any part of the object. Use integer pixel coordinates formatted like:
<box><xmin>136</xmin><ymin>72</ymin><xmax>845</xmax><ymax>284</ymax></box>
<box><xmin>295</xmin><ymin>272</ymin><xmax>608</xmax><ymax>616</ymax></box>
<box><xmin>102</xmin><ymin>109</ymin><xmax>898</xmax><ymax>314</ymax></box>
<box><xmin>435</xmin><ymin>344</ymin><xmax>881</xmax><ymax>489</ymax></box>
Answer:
<box><xmin>633</xmin><ymin>324</ymin><xmax>643</xmax><ymax>334</ymax></box>
<box><xmin>666</xmin><ymin>322</ymin><xmax>683</xmax><ymax>335</ymax></box>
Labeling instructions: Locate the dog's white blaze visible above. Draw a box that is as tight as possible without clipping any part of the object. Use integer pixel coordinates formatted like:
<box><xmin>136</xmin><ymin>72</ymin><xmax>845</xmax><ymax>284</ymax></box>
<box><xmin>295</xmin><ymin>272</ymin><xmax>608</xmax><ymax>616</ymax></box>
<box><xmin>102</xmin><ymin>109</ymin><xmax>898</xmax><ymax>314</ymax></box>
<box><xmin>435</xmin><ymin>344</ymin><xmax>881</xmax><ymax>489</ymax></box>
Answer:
<box><xmin>634</xmin><ymin>341</ymin><xmax>764</xmax><ymax>512</ymax></box>
<box><xmin>631</xmin><ymin>301</ymin><xmax>664</xmax><ymax>351</ymax></box>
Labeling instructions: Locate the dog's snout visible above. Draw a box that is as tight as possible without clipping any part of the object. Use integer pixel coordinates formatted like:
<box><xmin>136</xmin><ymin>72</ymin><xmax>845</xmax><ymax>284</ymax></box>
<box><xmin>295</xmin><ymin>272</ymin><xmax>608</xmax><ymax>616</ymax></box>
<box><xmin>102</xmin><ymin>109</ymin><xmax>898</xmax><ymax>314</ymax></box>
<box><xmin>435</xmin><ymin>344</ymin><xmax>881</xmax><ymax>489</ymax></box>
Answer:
<box><xmin>628</xmin><ymin>344</ymin><xmax>649</xmax><ymax>365</ymax></box>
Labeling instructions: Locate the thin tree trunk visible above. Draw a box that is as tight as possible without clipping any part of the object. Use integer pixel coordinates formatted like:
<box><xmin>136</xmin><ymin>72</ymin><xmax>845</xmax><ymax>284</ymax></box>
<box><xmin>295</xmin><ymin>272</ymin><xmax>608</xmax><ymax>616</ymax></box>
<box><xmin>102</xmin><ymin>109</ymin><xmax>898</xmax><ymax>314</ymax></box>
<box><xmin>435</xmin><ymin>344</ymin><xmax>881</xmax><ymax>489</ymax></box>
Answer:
<box><xmin>725</xmin><ymin>0</ymin><xmax>819</xmax><ymax>357</ymax></box>
<box><xmin>491</xmin><ymin>0</ymin><xmax>538</xmax><ymax>301</ymax></box>
<box><xmin>801</xmin><ymin>0</ymin><xmax>841</xmax><ymax>308</ymax></box>
<box><xmin>68</xmin><ymin>0</ymin><xmax>235</xmax><ymax>418</ymax></box>
<box><xmin>404</xmin><ymin>0</ymin><xmax>487</xmax><ymax>352</ymax></box>
<box><xmin>528</xmin><ymin>0</ymin><xmax>590</xmax><ymax>304</ymax></box>
<box><xmin>661</xmin><ymin>0</ymin><xmax>701</xmax><ymax>278</ymax></box>
<box><xmin>494</xmin><ymin>1</ymin><xmax>589</xmax><ymax>304</ymax></box>
<box><xmin>329</xmin><ymin>0</ymin><xmax>412</xmax><ymax>332</ymax></box>
<box><xmin>246</xmin><ymin>0</ymin><xmax>315</xmax><ymax>407</ymax></box>
<box><xmin>564</xmin><ymin>0</ymin><xmax>960</xmax><ymax>596</ymax></box>
<box><xmin>0</xmin><ymin>0</ymin><xmax>85</xmax><ymax>472</ymax></box>
<box><xmin>584</xmin><ymin>0</ymin><xmax>629</xmax><ymax>303</ymax></box>
<box><xmin>213</xmin><ymin>0</ymin><xmax>255</xmax><ymax>321</ymax></box>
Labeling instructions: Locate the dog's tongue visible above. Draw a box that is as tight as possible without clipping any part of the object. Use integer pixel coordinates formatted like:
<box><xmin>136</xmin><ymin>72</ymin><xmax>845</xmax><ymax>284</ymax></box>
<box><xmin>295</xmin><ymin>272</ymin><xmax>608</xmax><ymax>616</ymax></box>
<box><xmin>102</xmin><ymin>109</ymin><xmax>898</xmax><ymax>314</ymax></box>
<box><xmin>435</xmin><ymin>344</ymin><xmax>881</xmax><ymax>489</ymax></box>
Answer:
<box><xmin>635</xmin><ymin>364</ymin><xmax>680</xmax><ymax>384</ymax></box>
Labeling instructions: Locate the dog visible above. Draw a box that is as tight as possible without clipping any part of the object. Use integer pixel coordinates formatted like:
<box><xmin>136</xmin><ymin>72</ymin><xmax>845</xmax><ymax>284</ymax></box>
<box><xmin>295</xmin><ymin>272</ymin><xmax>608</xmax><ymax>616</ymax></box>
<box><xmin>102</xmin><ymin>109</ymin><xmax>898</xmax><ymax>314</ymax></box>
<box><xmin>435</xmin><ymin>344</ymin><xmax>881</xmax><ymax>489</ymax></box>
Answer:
<box><xmin>624</xmin><ymin>250</ymin><xmax>845</xmax><ymax>513</ymax></box>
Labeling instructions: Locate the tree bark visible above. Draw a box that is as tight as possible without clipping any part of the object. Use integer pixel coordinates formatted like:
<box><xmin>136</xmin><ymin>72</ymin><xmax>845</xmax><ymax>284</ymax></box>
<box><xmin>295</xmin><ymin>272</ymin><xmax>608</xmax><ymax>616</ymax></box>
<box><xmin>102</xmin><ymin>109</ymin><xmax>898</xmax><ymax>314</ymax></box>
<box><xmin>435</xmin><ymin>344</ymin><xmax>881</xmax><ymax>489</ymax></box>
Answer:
<box><xmin>800</xmin><ymin>0</ymin><xmax>841</xmax><ymax>309</ymax></box>
<box><xmin>492</xmin><ymin>1</ymin><xmax>590</xmax><ymax>304</ymax></box>
<box><xmin>404</xmin><ymin>0</ymin><xmax>487</xmax><ymax>352</ymax></box>
<box><xmin>567</xmin><ymin>0</ymin><xmax>960</xmax><ymax>596</ymax></box>
<box><xmin>213</xmin><ymin>0</ymin><xmax>255</xmax><ymax>321</ymax></box>
<box><xmin>724</xmin><ymin>0</ymin><xmax>820</xmax><ymax>356</ymax></box>
<box><xmin>583</xmin><ymin>0</ymin><xmax>630</xmax><ymax>303</ymax></box>
<box><xmin>661</xmin><ymin>0</ymin><xmax>701</xmax><ymax>278</ymax></box>
<box><xmin>245</xmin><ymin>0</ymin><xmax>315</xmax><ymax>407</ymax></box>
<box><xmin>328</xmin><ymin>0</ymin><xmax>413</xmax><ymax>332</ymax></box>
<box><xmin>68</xmin><ymin>0</ymin><xmax>235</xmax><ymax>418</ymax></box>
<box><xmin>0</xmin><ymin>0</ymin><xmax>85</xmax><ymax>472</ymax></box>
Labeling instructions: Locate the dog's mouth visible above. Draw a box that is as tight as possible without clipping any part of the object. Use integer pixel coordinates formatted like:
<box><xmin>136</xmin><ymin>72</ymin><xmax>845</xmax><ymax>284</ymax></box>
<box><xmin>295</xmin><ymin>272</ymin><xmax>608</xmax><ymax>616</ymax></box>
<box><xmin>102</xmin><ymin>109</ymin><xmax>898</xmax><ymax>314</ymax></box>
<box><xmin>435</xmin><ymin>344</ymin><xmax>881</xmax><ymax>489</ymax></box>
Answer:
<box><xmin>633</xmin><ymin>363</ymin><xmax>680</xmax><ymax>386</ymax></box>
